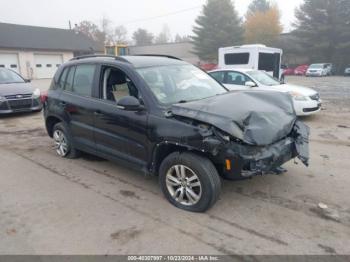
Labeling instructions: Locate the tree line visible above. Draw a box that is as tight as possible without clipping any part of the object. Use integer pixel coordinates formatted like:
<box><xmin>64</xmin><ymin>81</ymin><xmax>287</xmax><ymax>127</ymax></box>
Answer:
<box><xmin>75</xmin><ymin>0</ymin><xmax>350</xmax><ymax>71</ymax></box>
<box><xmin>75</xmin><ymin>17</ymin><xmax>190</xmax><ymax>46</ymax></box>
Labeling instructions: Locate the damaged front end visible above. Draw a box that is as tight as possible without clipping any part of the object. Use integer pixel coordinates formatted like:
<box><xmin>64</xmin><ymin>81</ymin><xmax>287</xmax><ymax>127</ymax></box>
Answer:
<box><xmin>169</xmin><ymin>91</ymin><xmax>310</xmax><ymax>180</ymax></box>
<box><xmin>196</xmin><ymin>120</ymin><xmax>310</xmax><ymax>180</ymax></box>
<box><xmin>211</xmin><ymin>121</ymin><xmax>309</xmax><ymax>179</ymax></box>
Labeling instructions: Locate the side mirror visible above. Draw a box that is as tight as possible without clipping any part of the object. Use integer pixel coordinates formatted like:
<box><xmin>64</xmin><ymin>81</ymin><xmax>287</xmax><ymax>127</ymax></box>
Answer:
<box><xmin>24</xmin><ymin>79</ymin><xmax>31</xmax><ymax>83</ymax></box>
<box><xmin>245</xmin><ymin>81</ymin><xmax>256</xmax><ymax>88</ymax></box>
<box><xmin>117</xmin><ymin>96</ymin><xmax>143</xmax><ymax>111</ymax></box>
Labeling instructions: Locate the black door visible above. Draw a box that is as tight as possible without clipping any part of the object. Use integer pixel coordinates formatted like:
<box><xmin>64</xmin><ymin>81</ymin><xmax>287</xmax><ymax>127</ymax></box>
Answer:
<box><xmin>59</xmin><ymin>64</ymin><xmax>98</xmax><ymax>153</ymax></box>
<box><xmin>93</xmin><ymin>65</ymin><xmax>149</xmax><ymax>170</ymax></box>
<box><xmin>273</xmin><ymin>53</ymin><xmax>281</xmax><ymax>79</ymax></box>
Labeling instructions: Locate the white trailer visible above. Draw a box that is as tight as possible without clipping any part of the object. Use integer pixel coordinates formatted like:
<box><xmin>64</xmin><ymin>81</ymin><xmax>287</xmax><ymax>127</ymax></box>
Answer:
<box><xmin>218</xmin><ymin>44</ymin><xmax>283</xmax><ymax>80</ymax></box>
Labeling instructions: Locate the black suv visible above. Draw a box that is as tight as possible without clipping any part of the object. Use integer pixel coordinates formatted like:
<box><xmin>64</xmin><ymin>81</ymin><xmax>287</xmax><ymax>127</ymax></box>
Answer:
<box><xmin>44</xmin><ymin>55</ymin><xmax>309</xmax><ymax>212</ymax></box>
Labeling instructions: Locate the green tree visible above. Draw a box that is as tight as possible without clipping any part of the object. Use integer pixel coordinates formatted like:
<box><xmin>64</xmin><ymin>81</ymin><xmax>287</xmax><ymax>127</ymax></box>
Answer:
<box><xmin>247</xmin><ymin>0</ymin><xmax>270</xmax><ymax>16</ymax></box>
<box><xmin>294</xmin><ymin>0</ymin><xmax>350</xmax><ymax>70</ymax></box>
<box><xmin>132</xmin><ymin>29</ymin><xmax>154</xmax><ymax>46</ymax></box>
<box><xmin>192</xmin><ymin>0</ymin><xmax>243</xmax><ymax>61</ymax></box>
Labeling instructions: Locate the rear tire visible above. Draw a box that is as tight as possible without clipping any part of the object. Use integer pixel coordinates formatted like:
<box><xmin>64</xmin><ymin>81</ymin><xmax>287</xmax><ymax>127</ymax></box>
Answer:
<box><xmin>159</xmin><ymin>152</ymin><xmax>221</xmax><ymax>212</ymax></box>
<box><xmin>52</xmin><ymin>122</ymin><xmax>80</xmax><ymax>159</ymax></box>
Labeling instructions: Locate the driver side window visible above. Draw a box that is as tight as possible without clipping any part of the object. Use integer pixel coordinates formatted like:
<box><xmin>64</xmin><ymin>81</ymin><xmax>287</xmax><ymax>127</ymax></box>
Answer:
<box><xmin>225</xmin><ymin>71</ymin><xmax>251</xmax><ymax>86</ymax></box>
<box><xmin>101</xmin><ymin>67</ymin><xmax>139</xmax><ymax>103</ymax></box>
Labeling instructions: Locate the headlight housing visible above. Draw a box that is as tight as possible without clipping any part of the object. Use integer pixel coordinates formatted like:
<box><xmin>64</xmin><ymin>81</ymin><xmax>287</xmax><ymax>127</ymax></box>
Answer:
<box><xmin>289</xmin><ymin>91</ymin><xmax>309</xmax><ymax>101</ymax></box>
<box><xmin>32</xmin><ymin>88</ymin><xmax>41</xmax><ymax>98</ymax></box>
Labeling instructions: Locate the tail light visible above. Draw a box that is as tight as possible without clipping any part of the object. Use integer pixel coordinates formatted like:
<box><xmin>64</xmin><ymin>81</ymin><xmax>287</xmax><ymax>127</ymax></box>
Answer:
<box><xmin>40</xmin><ymin>90</ymin><xmax>48</xmax><ymax>103</ymax></box>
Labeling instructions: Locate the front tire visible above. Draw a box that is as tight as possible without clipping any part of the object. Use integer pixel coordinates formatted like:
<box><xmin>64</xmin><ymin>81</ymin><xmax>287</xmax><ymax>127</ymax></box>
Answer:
<box><xmin>52</xmin><ymin>122</ymin><xmax>80</xmax><ymax>159</ymax></box>
<box><xmin>159</xmin><ymin>152</ymin><xmax>221</xmax><ymax>212</ymax></box>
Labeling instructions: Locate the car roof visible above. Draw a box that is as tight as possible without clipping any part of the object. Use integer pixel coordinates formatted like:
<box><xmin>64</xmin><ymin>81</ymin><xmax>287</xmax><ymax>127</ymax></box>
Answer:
<box><xmin>209</xmin><ymin>68</ymin><xmax>253</xmax><ymax>73</ymax></box>
<box><xmin>67</xmin><ymin>55</ymin><xmax>187</xmax><ymax>69</ymax></box>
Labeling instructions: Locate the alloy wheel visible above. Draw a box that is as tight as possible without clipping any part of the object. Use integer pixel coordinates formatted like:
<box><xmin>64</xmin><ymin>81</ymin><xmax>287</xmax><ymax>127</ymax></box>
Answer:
<box><xmin>53</xmin><ymin>130</ymin><xmax>69</xmax><ymax>157</ymax></box>
<box><xmin>165</xmin><ymin>165</ymin><xmax>202</xmax><ymax>206</ymax></box>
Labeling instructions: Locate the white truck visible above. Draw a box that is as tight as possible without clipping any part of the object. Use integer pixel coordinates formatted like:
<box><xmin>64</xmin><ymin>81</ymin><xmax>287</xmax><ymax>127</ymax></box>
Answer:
<box><xmin>218</xmin><ymin>44</ymin><xmax>284</xmax><ymax>81</ymax></box>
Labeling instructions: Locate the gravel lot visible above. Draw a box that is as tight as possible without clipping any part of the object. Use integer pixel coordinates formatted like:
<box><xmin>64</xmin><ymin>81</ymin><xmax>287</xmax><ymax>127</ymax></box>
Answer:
<box><xmin>0</xmin><ymin>76</ymin><xmax>349</xmax><ymax>255</ymax></box>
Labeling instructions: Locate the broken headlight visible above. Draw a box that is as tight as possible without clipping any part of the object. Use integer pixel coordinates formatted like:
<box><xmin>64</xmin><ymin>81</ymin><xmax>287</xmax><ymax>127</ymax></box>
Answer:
<box><xmin>213</xmin><ymin>128</ymin><xmax>231</xmax><ymax>142</ymax></box>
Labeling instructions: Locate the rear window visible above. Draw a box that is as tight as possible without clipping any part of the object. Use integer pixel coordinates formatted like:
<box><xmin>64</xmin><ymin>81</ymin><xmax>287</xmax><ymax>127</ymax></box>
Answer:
<box><xmin>224</xmin><ymin>53</ymin><xmax>250</xmax><ymax>65</ymax></box>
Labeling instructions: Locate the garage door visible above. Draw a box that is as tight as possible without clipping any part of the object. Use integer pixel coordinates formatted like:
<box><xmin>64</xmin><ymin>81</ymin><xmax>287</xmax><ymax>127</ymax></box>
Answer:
<box><xmin>0</xmin><ymin>53</ymin><xmax>20</xmax><ymax>73</ymax></box>
<box><xmin>34</xmin><ymin>54</ymin><xmax>63</xmax><ymax>79</ymax></box>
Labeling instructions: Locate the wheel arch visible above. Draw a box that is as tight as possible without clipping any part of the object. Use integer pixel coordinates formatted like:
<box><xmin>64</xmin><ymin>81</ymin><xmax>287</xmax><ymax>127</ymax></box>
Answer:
<box><xmin>150</xmin><ymin>141</ymin><xmax>215</xmax><ymax>176</ymax></box>
<box><xmin>45</xmin><ymin>114</ymin><xmax>64</xmax><ymax>137</ymax></box>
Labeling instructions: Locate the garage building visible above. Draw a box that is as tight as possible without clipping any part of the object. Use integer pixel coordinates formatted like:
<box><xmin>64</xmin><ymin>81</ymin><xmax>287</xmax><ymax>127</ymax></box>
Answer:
<box><xmin>0</xmin><ymin>22</ymin><xmax>103</xmax><ymax>79</ymax></box>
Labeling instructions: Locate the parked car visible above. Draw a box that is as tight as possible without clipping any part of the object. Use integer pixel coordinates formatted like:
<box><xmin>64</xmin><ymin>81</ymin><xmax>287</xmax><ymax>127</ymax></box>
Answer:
<box><xmin>209</xmin><ymin>68</ymin><xmax>322</xmax><ymax>116</ymax></box>
<box><xmin>306</xmin><ymin>63</ymin><xmax>331</xmax><ymax>77</ymax></box>
<box><xmin>294</xmin><ymin>64</ymin><xmax>309</xmax><ymax>76</ymax></box>
<box><xmin>43</xmin><ymin>55</ymin><xmax>309</xmax><ymax>212</ymax></box>
<box><xmin>283</xmin><ymin>67</ymin><xmax>296</xmax><ymax>76</ymax></box>
<box><xmin>344</xmin><ymin>66</ymin><xmax>350</xmax><ymax>76</ymax></box>
<box><xmin>0</xmin><ymin>68</ymin><xmax>42</xmax><ymax>114</ymax></box>
<box><xmin>199</xmin><ymin>63</ymin><xmax>217</xmax><ymax>72</ymax></box>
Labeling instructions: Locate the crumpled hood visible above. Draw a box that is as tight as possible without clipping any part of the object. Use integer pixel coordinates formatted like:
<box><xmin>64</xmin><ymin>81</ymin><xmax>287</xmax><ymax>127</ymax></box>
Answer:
<box><xmin>171</xmin><ymin>90</ymin><xmax>297</xmax><ymax>146</ymax></box>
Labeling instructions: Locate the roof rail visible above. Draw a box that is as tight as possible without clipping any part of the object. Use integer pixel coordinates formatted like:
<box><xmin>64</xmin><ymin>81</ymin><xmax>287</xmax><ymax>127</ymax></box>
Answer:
<box><xmin>135</xmin><ymin>54</ymin><xmax>182</xmax><ymax>60</ymax></box>
<box><xmin>70</xmin><ymin>54</ymin><xmax>129</xmax><ymax>63</ymax></box>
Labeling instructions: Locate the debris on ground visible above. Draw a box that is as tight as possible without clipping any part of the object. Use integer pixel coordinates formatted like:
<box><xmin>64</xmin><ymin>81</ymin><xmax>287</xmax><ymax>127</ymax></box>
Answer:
<box><xmin>310</xmin><ymin>203</ymin><xmax>341</xmax><ymax>223</ymax></box>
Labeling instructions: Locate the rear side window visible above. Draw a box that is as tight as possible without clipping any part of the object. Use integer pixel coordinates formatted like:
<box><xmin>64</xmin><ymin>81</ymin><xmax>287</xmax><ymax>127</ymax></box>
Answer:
<box><xmin>64</xmin><ymin>66</ymin><xmax>76</xmax><ymax>92</ymax></box>
<box><xmin>224</xmin><ymin>53</ymin><xmax>250</xmax><ymax>65</ymax></box>
<box><xmin>72</xmin><ymin>64</ymin><xmax>96</xmax><ymax>97</ymax></box>
<box><xmin>57</xmin><ymin>67</ymin><xmax>69</xmax><ymax>89</ymax></box>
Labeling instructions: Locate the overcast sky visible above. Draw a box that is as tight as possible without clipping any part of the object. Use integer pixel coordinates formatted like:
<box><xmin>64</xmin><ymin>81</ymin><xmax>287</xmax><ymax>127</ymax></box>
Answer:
<box><xmin>0</xmin><ymin>0</ymin><xmax>304</xmax><ymax>39</ymax></box>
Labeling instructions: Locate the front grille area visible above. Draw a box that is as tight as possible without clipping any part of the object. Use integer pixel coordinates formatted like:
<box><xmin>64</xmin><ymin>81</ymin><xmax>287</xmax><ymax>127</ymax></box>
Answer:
<box><xmin>0</xmin><ymin>102</ymin><xmax>9</xmax><ymax>110</ymax></box>
<box><xmin>5</xmin><ymin>94</ymin><xmax>32</xmax><ymax>99</ymax></box>
<box><xmin>310</xmin><ymin>93</ymin><xmax>320</xmax><ymax>101</ymax></box>
<box><xmin>8</xmin><ymin>99</ymin><xmax>33</xmax><ymax>110</ymax></box>
<box><xmin>303</xmin><ymin>106</ymin><xmax>320</xmax><ymax>113</ymax></box>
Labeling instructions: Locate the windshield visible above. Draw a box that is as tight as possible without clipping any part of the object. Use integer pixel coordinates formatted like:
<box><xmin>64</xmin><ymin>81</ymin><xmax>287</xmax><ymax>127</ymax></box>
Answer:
<box><xmin>0</xmin><ymin>69</ymin><xmax>24</xmax><ymax>84</ymax></box>
<box><xmin>246</xmin><ymin>70</ymin><xmax>281</xmax><ymax>86</ymax></box>
<box><xmin>309</xmin><ymin>64</ymin><xmax>323</xmax><ymax>69</ymax></box>
<box><xmin>137</xmin><ymin>65</ymin><xmax>227</xmax><ymax>105</ymax></box>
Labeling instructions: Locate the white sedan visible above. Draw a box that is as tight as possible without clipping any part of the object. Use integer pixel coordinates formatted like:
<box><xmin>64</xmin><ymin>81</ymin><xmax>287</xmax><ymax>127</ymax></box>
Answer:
<box><xmin>209</xmin><ymin>69</ymin><xmax>322</xmax><ymax>116</ymax></box>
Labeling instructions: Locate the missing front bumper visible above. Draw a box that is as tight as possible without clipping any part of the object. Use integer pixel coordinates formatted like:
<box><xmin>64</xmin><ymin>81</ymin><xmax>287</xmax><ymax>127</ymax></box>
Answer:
<box><xmin>218</xmin><ymin>121</ymin><xmax>310</xmax><ymax>179</ymax></box>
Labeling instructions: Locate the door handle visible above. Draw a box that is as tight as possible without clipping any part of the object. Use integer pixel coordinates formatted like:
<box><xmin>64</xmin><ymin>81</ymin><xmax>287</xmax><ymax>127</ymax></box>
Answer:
<box><xmin>59</xmin><ymin>101</ymin><xmax>66</xmax><ymax>107</ymax></box>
